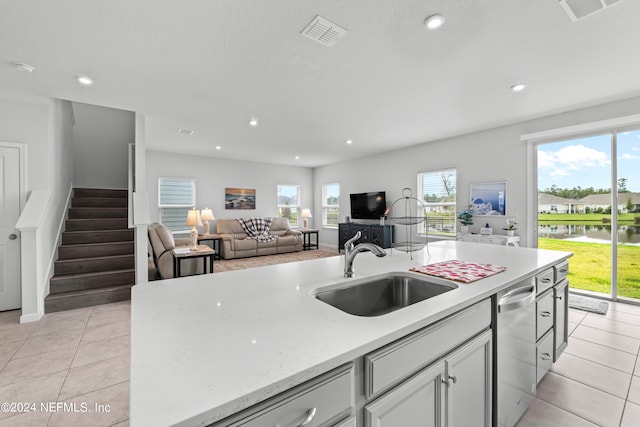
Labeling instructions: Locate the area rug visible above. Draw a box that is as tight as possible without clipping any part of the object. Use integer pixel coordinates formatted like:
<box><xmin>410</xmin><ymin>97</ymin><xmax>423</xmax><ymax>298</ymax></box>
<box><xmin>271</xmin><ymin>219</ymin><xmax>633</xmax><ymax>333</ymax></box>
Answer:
<box><xmin>568</xmin><ymin>294</ymin><xmax>609</xmax><ymax>315</ymax></box>
<box><xmin>214</xmin><ymin>249</ymin><xmax>340</xmax><ymax>273</ymax></box>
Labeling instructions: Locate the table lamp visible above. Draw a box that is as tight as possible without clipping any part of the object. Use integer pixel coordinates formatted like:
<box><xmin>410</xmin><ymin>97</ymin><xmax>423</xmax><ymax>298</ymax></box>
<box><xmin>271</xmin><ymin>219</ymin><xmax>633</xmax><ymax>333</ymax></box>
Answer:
<box><xmin>301</xmin><ymin>208</ymin><xmax>312</xmax><ymax>229</ymax></box>
<box><xmin>200</xmin><ymin>208</ymin><xmax>215</xmax><ymax>235</ymax></box>
<box><xmin>185</xmin><ymin>207</ymin><xmax>202</xmax><ymax>251</ymax></box>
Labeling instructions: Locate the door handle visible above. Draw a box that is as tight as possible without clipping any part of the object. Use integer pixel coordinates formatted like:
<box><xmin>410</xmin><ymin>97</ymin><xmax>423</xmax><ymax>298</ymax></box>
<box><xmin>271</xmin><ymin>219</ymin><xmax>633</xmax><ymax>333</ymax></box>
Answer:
<box><xmin>9</xmin><ymin>234</ymin><xmax>18</xmax><ymax>240</ymax></box>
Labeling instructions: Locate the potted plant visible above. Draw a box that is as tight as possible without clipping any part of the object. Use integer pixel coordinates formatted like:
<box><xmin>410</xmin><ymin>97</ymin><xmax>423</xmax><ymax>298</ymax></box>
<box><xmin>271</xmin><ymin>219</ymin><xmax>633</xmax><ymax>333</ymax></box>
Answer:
<box><xmin>457</xmin><ymin>205</ymin><xmax>474</xmax><ymax>234</ymax></box>
<box><xmin>504</xmin><ymin>217</ymin><xmax>518</xmax><ymax>236</ymax></box>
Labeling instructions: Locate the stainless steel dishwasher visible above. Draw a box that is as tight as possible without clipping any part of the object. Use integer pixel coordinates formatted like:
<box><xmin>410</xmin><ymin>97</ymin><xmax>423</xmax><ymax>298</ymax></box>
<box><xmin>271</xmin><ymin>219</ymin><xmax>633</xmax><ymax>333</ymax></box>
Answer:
<box><xmin>496</xmin><ymin>277</ymin><xmax>537</xmax><ymax>427</ymax></box>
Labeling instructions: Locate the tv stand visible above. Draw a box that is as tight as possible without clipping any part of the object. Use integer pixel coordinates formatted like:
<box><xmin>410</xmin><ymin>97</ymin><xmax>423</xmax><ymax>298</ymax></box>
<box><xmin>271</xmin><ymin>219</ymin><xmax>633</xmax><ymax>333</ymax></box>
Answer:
<box><xmin>338</xmin><ymin>222</ymin><xmax>394</xmax><ymax>252</ymax></box>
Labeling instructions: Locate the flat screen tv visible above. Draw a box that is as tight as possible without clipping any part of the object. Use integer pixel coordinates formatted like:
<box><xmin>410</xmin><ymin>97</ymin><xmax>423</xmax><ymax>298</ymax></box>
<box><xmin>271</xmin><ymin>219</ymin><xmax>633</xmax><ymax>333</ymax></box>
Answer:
<box><xmin>350</xmin><ymin>191</ymin><xmax>387</xmax><ymax>220</ymax></box>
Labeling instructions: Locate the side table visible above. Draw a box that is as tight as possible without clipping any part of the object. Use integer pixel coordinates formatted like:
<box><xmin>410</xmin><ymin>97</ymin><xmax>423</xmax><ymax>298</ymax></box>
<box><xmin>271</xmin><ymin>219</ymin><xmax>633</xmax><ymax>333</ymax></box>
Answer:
<box><xmin>197</xmin><ymin>234</ymin><xmax>222</xmax><ymax>260</ymax></box>
<box><xmin>171</xmin><ymin>245</ymin><xmax>215</xmax><ymax>277</ymax></box>
<box><xmin>300</xmin><ymin>229</ymin><xmax>319</xmax><ymax>250</ymax></box>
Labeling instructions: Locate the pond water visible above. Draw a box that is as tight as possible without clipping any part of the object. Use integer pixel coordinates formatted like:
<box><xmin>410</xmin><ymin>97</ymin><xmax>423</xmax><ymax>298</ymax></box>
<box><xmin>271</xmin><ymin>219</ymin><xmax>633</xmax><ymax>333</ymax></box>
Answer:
<box><xmin>538</xmin><ymin>224</ymin><xmax>640</xmax><ymax>245</ymax></box>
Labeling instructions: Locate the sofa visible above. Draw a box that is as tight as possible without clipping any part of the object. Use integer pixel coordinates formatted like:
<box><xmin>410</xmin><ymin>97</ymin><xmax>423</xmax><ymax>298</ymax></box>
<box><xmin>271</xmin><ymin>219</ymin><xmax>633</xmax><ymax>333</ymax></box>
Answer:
<box><xmin>148</xmin><ymin>222</ymin><xmax>198</xmax><ymax>279</ymax></box>
<box><xmin>216</xmin><ymin>217</ymin><xmax>303</xmax><ymax>259</ymax></box>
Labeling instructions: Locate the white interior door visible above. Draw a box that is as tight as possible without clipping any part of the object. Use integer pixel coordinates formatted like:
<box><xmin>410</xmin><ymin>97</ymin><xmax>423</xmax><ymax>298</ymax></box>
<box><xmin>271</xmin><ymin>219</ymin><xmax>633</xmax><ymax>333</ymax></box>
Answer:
<box><xmin>0</xmin><ymin>146</ymin><xmax>21</xmax><ymax>311</ymax></box>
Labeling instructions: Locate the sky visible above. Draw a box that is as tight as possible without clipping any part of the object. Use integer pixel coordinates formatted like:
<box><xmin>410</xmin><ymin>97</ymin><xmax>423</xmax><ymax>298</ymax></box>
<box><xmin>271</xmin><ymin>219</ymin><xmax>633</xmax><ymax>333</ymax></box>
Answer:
<box><xmin>537</xmin><ymin>130</ymin><xmax>640</xmax><ymax>193</ymax></box>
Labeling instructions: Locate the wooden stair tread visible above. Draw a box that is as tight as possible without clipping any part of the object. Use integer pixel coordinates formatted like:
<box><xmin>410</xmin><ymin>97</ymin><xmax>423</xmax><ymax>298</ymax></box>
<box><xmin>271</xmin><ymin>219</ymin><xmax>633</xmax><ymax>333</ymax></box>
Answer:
<box><xmin>50</xmin><ymin>267</ymin><xmax>135</xmax><ymax>281</ymax></box>
<box><xmin>55</xmin><ymin>254</ymin><xmax>134</xmax><ymax>264</ymax></box>
<box><xmin>46</xmin><ymin>284</ymin><xmax>133</xmax><ymax>299</ymax></box>
<box><xmin>47</xmin><ymin>187</ymin><xmax>133</xmax><ymax>313</ymax></box>
<box><xmin>58</xmin><ymin>241</ymin><xmax>133</xmax><ymax>249</ymax></box>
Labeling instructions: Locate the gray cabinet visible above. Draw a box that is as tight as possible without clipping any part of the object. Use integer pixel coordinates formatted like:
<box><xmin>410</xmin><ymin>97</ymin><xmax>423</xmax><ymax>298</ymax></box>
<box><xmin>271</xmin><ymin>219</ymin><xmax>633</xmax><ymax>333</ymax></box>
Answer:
<box><xmin>364</xmin><ymin>300</ymin><xmax>492</xmax><ymax>427</ymax></box>
<box><xmin>534</xmin><ymin>261</ymin><xmax>570</xmax><ymax>382</ymax></box>
<box><xmin>554</xmin><ymin>278</ymin><xmax>569</xmax><ymax>360</ymax></box>
<box><xmin>365</xmin><ymin>330</ymin><xmax>492</xmax><ymax>427</ymax></box>
<box><xmin>212</xmin><ymin>363</ymin><xmax>354</xmax><ymax>427</ymax></box>
<box><xmin>365</xmin><ymin>360</ymin><xmax>445</xmax><ymax>427</ymax></box>
<box><xmin>445</xmin><ymin>331</ymin><xmax>492</xmax><ymax>427</ymax></box>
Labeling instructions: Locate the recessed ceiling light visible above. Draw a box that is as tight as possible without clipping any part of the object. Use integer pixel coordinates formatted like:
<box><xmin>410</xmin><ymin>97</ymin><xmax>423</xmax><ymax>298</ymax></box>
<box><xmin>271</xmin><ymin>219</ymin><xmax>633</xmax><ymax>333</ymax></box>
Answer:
<box><xmin>345</xmin><ymin>139</ymin><xmax>353</xmax><ymax>145</ymax></box>
<box><xmin>215</xmin><ymin>145</ymin><xmax>222</xmax><ymax>150</ymax></box>
<box><xmin>510</xmin><ymin>83</ymin><xmax>527</xmax><ymax>92</ymax></box>
<box><xmin>294</xmin><ymin>156</ymin><xmax>300</xmax><ymax>160</ymax></box>
<box><xmin>425</xmin><ymin>14</ymin><xmax>445</xmax><ymax>30</ymax></box>
<box><xmin>77</xmin><ymin>75</ymin><xmax>94</xmax><ymax>86</ymax></box>
<box><xmin>177</xmin><ymin>128</ymin><xmax>195</xmax><ymax>135</ymax></box>
<box><xmin>14</xmin><ymin>62</ymin><xmax>35</xmax><ymax>73</ymax></box>
<box><xmin>249</xmin><ymin>118</ymin><xmax>259</xmax><ymax>127</ymax></box>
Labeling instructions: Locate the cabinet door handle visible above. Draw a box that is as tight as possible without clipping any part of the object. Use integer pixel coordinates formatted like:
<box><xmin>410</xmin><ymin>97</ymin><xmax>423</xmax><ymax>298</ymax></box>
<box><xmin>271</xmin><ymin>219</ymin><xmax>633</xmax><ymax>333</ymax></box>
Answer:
<box><xmin>540</xmin><ymin>311</ymin><xmax>551</xmax><ymax>317</ymax></box>
<box><xmin>555</xmin><ymin>296</ymin><xmax>563</xmax><ymax>300</ymax></box>
<box><xmin>540</xmin><ymin>353</ymin><xmax>551</xmax><ymax>361</ymax></box>
<box><xmin>448</xmin><ymin>374</ymin><xmax>457</xmax><ymax>384</ymax></box>
<box><xmin>298</xmin><ymin>407</ymin><xmax>317</xmax><ymax>427</ymax></box>
<box><xmin>558</xmin><ymin>268</ymin><xmax>568</xmax><ymax>273</ymax></box>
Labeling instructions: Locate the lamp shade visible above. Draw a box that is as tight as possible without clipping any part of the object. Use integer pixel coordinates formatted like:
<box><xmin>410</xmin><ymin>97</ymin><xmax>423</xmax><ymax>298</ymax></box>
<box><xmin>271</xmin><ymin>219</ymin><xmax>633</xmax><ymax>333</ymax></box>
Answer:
<box><xmin>185</xmin><ymin>208</ymin><xmax>203</xmax><ymax>227</ymax></box>
<box><xmin>301</xmin><ymin>208</ymin><xmax>312</xmax><ymax>218</ymax></box>
<box><xmin>200</xmin><ymin>208</ymin><xmax>215</xmax><ymax>221</ymax></box>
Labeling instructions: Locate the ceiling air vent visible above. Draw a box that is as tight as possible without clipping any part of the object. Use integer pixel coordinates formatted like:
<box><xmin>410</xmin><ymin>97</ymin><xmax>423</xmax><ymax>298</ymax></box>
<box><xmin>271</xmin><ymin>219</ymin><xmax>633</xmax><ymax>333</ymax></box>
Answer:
<box><xmin>301</xmin><ymin>16</ymin><xmax>348</xmax><ymax>47</ymax></box>
<box><xmin>558</xmin><ymin>0</ymin><xmax>624</xmax><ymax>22</ymax></box>
<box><xmin>177</xmin><ymin>128</ymin><xmax>194</xmax><ymax>136</ymax></box>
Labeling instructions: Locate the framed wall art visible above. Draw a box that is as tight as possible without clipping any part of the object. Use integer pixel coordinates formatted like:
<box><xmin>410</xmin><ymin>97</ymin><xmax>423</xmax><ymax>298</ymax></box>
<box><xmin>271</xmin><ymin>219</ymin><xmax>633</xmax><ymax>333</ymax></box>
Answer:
<box><xmin>225</xmin><ymin>188</ymin><xmax>256</xmax><ymax>210</ymax></box>
<box><xmin>470</xmin><ymin>182</ymin><xmax>506</xmax><ymax>216</ymax></box>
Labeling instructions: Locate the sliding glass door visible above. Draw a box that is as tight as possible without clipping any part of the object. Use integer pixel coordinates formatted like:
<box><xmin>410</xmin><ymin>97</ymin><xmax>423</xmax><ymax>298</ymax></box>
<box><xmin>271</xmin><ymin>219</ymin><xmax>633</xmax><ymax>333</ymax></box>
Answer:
<box><xmin>536</xmin><ymin>130</ymin><xmax>640</xmax><ymax>301</ymax></box>
<box><xmin>616</xmin><ymin>130</ymin><xmax>640</xmax><ymax>300</ymax></box>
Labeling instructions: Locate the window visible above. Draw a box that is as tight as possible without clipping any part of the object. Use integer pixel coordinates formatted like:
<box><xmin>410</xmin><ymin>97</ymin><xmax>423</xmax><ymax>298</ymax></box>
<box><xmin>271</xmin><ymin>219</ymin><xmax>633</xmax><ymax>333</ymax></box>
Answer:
<box><xmin>277</xmin><ymin>184</ymin><xmax>300</xmax><ymax>227</ymax></box>
<box><xmin>322</xmin><ymin>183</ymin><xmax>340</xmax><ymax>227</ymax></box>
<box><xmin>158</xmin><ymin>177</ymin><xmax>196</xmax><ymax>232</ymax></box>
<box><xmin>418</xmin><ymin>168</ymin><xmax>457</xmax><ymax>238</ymax></box>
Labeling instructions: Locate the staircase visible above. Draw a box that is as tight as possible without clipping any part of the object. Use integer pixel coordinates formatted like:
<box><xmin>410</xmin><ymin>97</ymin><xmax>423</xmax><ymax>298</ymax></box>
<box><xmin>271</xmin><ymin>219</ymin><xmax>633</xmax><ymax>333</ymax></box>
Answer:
<box><xmin>45</xmin><ymin>188</ymin><xmax>135</xmax><ymax>313</ymax></box>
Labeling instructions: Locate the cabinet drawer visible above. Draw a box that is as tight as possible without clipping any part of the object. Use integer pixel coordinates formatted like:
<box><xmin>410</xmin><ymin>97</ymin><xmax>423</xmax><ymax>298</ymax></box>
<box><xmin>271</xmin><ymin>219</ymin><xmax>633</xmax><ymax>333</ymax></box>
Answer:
<box><xmin>365</xmin><ymin>299</ymin><xmax>491</xmax><ymax>398</ymax></box>
<box><xmin>334</xmin><ymin>416</ymin><xmax>356</xmax><ymax>427</ymax></box>
<box><xmin>536</xmin><ymin>289</ymin><xmax>554</xmax><ymax>340</ymax></box>
<box><xmin>554</xmin><ymin>261</ymin><xmax>569</xmax><ymax>283</ymax></box>
<box><xmin>231</xmin><ymin>364</ymin><xmax>354</xmax><ymax>427</ymax></box>
<box><xmin>537</xmin><ymin>329</ymin><xmax>554</xmax><ymax>384</ymax></box>
<box><xmin>536</xmin><ymin>268</ymin><xmax>554</xmax><ymax>293</ymax></box>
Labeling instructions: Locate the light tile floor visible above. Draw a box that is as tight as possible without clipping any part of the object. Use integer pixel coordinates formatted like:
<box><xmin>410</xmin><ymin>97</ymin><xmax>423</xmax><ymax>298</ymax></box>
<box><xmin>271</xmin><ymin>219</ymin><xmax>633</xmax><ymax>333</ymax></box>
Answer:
<box><xmin>0</xmin><ymin>301</ymin><xmax>130</xmax><ymax>427</ymax></box>
<box><xmin>517</xmin><ymin>300</ymin><xmax>640</xmax><ymax>427</ymax></box>
<box><xmin>2</xmin><ymin>299</ymin><xmax>640</xmax><ymax>426</ymax></box>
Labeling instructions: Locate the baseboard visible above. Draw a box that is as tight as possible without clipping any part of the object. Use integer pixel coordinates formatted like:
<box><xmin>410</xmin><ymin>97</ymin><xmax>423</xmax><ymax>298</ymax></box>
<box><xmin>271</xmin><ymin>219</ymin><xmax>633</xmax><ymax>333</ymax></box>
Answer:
<box><xmin>20</xmin><ymin>312</ymin><xmax>43</xmax><ymax>324</ymax></box>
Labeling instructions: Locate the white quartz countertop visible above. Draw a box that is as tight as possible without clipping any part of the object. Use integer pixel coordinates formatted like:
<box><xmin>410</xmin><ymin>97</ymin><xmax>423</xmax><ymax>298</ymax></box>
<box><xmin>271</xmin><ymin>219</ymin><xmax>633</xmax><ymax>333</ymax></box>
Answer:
<box><xmin>130</xmin><ymin>241</ymin><xmax>571</xmax><ymax>427</ymax></box>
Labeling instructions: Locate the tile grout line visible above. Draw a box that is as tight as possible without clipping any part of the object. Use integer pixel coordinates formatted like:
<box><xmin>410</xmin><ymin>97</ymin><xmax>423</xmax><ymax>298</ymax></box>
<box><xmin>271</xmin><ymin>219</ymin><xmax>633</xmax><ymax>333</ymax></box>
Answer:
<box><xmin>48</xmin><ymin>308</ymin><xmax>94</xmax><ymax>427</ymax></box>
<box><xmin>618</xmin><ymin>338</ymin><xmax>640</xmax><ymax>426</ymax></box>
<box><xmin>534</xmin><ymin>383</ymin><xmax>606</xmax><ymax>427</ymax></box>
<box><xmin>555</xmin><ymin>309</ymin><xmax>627</xmax><ymax>425</ymax></box>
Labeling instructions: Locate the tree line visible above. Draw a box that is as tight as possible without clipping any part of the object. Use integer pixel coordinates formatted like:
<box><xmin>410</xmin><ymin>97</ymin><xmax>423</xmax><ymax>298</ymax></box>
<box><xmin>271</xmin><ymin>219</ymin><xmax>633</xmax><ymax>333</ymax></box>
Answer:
<box><xmin>541</xmin><ymin>178</ymin><xmax>631</xmax><ymax>199</ymax></box>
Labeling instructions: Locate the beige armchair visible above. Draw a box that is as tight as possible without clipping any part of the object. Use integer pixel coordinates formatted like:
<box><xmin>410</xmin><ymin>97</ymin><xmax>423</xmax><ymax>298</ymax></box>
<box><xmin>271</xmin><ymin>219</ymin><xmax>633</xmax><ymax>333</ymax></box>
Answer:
<box><xmin>148</xmin><ymin>223</ymin><xmax>198</xmax><ymax>279</ymax></box>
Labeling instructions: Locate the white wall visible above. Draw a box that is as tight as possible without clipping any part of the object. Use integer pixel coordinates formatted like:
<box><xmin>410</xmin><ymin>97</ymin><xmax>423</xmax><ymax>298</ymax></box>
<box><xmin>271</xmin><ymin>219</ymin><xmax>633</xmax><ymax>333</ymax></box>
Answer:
<box><xmin>72</xmin><ymin>102</ymin><xmax>134</xmax><ymax>189</ymax></box>
<box><xmin>0</xmin><ymin>95</ymin><xmax>74</xmax><ymax>320</ymax></box>
<box><xmin>0</xmin><ymin>94</ymin><xmax>50</xmax><ymax>190</ymax></box>
<box><xmin>145</xmin><ymin>151</ymin><xmax>314</xmax><ymax>228</ymax></box>
<box><xmin>42</xmin><ymin>99</ymin><xmax>75</xmax><ymax>297</ymax></box>
<box><xmin>314</xmin><ymin>95</ymin><xmax>640</xmax><ymax>249</ymax></box>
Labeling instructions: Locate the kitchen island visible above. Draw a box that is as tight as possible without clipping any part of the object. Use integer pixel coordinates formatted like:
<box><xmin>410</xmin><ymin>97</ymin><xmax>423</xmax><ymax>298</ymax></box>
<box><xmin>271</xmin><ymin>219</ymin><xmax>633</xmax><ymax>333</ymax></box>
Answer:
<box><xmin>130</xmin><ymin>241</ymin><xmax>571</xmax><ymax>427</ymax></box>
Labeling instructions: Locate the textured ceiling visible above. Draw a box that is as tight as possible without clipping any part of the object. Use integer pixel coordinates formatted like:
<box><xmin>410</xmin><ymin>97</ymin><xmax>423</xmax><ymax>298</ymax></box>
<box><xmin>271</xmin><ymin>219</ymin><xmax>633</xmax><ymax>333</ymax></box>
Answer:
<box><xmin>1</xmin><ymin>0</ymin><xmax>640</xmax><ymax>167</ymax></box>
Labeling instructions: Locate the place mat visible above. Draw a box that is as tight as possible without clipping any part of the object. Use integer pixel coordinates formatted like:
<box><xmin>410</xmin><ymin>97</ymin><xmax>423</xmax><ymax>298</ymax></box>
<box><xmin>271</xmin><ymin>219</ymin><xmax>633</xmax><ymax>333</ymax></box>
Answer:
<box><xmin>568</xmin><ymin>294</ymin><xmax>609</xmax><ymax>315</ymax></box>
<box><xmin>410</xmin><ymin>259</ymin><xmax>506</xmax><ymax>283</ymax></box>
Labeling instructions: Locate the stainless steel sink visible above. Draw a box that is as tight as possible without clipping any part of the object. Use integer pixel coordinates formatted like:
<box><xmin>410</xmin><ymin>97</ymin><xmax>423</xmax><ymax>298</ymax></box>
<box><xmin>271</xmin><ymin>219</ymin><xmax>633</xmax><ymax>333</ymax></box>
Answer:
<box><xmin>313</xmin><ymin>272</ymin><xmax>458</xmax><ymax>317</ymax></box>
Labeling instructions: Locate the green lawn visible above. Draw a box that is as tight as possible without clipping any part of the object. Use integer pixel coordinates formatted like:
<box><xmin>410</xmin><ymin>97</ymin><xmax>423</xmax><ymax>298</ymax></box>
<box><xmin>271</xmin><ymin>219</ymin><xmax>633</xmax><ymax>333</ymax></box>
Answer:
<box><xmin>538</xmin><ymin>237</ymin><xmax>640</xmax><ymax>299</ymax></box>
